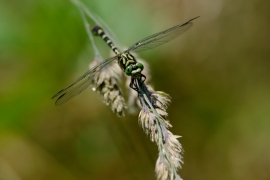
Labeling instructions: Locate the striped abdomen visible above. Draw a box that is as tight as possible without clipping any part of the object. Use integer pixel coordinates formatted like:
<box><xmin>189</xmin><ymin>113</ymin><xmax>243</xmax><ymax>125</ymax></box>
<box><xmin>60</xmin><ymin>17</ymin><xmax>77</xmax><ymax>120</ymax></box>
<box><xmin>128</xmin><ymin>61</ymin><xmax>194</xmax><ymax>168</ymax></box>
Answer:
<box><xmin>92</xmin><ymin>25</ymin><xmax>120</xmax><ymax>55</ymax></box>
<box><xmin>92</xmin><ymin>25</ymin><xmax>137</xmax><ymax>71</ymax></box>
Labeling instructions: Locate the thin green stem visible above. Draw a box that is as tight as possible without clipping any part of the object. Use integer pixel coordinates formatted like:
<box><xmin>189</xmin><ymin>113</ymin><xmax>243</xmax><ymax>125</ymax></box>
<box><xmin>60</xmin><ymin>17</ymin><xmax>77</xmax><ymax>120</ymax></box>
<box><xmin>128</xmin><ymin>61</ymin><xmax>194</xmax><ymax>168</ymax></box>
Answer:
<box><xmin>72</xmin><ymin>0</ymin><xmax>102</xmax><ymax>61</ymax></box>
<box><xmin>72</xmin><ymin>0</ymin><xmax>123</xmax><ymax>51</ymax></box>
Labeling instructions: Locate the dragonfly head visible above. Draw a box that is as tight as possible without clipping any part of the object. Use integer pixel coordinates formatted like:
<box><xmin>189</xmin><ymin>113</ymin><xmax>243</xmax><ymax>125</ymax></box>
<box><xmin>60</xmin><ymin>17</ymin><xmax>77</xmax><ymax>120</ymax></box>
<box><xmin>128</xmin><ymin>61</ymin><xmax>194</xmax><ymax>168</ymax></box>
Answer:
<box><xmin>125</xmin><ymin>62</ymin><xmax>144</xmax><ymax>78</ymax></box>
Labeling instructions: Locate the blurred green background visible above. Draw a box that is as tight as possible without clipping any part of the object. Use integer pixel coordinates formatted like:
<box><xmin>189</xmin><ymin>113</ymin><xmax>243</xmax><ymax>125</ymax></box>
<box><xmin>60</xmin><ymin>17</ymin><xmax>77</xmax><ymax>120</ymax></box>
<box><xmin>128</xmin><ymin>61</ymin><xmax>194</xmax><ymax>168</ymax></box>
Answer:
<box><xmin>1</xmin><ymin>0</ymin><xmax>270</xmax><ymax>179</ymax></box>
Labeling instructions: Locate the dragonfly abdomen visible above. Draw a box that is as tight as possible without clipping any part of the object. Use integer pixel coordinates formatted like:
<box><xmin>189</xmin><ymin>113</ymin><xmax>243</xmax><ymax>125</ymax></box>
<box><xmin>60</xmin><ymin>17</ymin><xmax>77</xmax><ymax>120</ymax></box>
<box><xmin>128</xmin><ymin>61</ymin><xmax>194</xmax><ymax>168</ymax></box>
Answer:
<box><xmin>92</xmin><ymin>25</ymin><xmax>143</xmax><ymax>78</ymax></box>
<box><xmin>92</xmin><ymin>25</ymin><xmax>120</xmax><ymax>55</ymax></box>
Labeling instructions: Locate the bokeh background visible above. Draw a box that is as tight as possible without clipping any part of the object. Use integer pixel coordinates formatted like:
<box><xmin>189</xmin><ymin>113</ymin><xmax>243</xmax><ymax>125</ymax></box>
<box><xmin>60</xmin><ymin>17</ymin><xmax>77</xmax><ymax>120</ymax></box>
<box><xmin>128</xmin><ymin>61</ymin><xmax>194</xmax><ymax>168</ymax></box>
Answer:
<box><xmin>1</xmin><ymin>0</ymin><xmax>270</xmax><ymax>179</ymax></box>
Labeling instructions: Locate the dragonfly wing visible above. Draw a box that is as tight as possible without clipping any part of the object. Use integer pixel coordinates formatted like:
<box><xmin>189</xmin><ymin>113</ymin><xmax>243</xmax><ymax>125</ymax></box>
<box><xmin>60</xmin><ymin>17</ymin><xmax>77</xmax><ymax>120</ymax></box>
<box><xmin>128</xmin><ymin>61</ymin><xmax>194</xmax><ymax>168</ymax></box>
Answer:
<box><xmin>52</xmin><ymin>56</ymin><xmax>118</xmax><ymax>106</ymax></box>
<box><xmin>126</xmin><ymin>16</ymin><xmax>199</xmax><ymax>53</ymax></box>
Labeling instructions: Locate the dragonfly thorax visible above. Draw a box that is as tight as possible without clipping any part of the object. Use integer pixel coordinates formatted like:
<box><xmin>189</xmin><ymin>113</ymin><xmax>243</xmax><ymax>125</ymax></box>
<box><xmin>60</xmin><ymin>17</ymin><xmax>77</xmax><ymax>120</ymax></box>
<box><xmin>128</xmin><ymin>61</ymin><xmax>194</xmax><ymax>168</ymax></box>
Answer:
<box><xmin>118</xmin><ymin>53</ymin><xmax>144</xmax><ymax>78</ymax></box>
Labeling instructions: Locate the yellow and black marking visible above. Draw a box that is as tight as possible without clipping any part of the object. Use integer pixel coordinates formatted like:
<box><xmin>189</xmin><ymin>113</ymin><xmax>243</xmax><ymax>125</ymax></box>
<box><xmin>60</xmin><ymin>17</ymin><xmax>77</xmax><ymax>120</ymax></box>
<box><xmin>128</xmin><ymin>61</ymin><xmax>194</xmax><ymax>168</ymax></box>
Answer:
<box><xmin>92</xmin><ymin>25</ymin><xmax>120</xmax><ymax>55</ymax></box>
<box><xmin>118</xmin><ymin>53</ymin><xmax>136</xmax><ymax>71</ymax></box>
<box><xmin>92</xmin><ymin>25</ymin><xmax>140</xmax><ymax>76</ymax></box>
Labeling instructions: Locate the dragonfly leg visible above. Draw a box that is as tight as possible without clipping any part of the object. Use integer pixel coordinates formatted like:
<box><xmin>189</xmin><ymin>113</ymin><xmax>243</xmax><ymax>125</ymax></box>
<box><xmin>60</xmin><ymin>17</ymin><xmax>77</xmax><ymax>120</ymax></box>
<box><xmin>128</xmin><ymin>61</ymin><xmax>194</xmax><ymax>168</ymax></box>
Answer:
<box><xmin>140</xmin><ymin>74</ymin><xmax>146</xmax><ymax>84</ymax></box>
<box><xmin>129</xmin><ymin>78</ymin><xmax>140</xmax><ymax>92</ymax></box>
<box><xmin>136</xmin><ymin>74</ymin><xmax>146</xmax><ymax>87</ymax></box>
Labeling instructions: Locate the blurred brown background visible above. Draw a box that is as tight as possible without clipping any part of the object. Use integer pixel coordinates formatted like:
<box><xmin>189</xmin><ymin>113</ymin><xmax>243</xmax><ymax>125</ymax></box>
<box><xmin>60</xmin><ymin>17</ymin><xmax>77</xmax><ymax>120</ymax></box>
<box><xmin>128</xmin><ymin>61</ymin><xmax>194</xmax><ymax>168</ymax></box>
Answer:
<box><xmin>0</xmin><ymin>0</ymin><xmax>269</xmax><ymax>180</ymax></box>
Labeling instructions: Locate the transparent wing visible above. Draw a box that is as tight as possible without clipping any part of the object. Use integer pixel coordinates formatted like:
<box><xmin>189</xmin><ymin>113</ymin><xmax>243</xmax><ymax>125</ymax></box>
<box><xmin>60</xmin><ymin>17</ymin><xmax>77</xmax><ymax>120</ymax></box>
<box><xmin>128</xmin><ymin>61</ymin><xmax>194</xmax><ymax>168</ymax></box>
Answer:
<box><xmin>126</xmin><ymin>16</ymin><xmax>199</xmax><ymax>53</ymax></box>
<box><xmin>52</xmin><ymin>56</ymin><xmax>118</xmax><ymax>106</ymax></box>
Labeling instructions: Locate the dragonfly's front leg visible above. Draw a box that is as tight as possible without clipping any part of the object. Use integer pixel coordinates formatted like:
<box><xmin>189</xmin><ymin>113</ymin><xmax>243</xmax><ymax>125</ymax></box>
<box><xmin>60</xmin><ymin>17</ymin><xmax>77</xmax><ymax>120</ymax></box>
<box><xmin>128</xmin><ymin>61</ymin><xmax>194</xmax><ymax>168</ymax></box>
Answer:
<box><xmin>140</xmin><ymin>74</ymin><xmax>146</xmax><ymax>84</ymax></box>
<box><xmin>129</xmin><ymin>78</ymin><xmax>139</xmax><ymax>92</ymax></box>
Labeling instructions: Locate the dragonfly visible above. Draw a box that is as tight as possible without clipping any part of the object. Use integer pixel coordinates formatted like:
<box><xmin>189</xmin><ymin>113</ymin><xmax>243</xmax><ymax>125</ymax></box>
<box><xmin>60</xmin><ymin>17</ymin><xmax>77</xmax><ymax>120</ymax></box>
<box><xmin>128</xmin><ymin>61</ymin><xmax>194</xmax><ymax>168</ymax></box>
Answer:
<box><xmin>52</xmin><ymin>16</ymin><xmax>199</xmax><ymax>105</ymax></box>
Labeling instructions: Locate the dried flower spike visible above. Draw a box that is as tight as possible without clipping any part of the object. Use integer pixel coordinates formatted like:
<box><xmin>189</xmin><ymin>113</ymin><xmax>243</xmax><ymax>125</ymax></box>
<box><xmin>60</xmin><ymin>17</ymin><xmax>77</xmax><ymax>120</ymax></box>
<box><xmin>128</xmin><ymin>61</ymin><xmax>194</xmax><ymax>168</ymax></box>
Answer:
<box><xmin>89</xmin><ymin>59</ymin><xmax>126</xmax><ymax>116</ymax></box>
<box><xmin>137</xmin><ymin>82</ymin><xmax>183</xmax><ymax>180</ymax></box>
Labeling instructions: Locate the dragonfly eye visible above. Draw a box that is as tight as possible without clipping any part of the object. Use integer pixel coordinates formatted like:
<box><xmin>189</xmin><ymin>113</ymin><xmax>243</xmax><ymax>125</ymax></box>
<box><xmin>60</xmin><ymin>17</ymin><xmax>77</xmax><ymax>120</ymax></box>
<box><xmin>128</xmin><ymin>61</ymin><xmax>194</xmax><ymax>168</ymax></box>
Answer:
<box><xmin>125</xmin><ymin>65</ymin><xmax>133</xmax><ymax>76</ymax></box>
<box><xmin>136</xmin><ymin>62</ymin><xmax>144</xmax><ymax>71</ymax></box>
